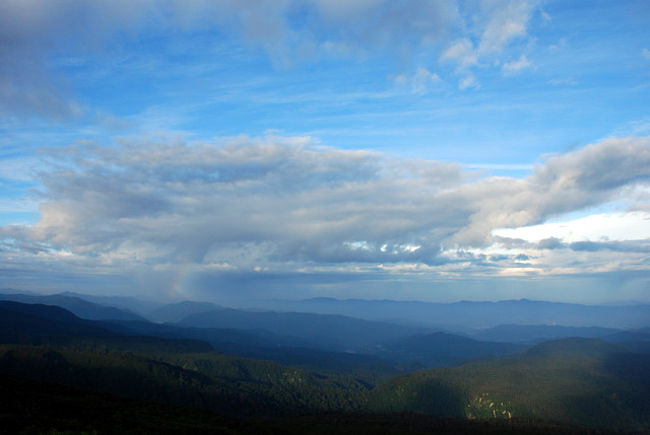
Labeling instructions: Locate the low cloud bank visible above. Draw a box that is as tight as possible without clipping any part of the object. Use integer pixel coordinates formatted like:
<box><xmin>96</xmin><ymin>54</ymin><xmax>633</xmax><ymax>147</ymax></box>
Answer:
<box><xmin>1</xmin><ymin>136</ymin><xmax>648</xmax><ymax>271</ymax></box>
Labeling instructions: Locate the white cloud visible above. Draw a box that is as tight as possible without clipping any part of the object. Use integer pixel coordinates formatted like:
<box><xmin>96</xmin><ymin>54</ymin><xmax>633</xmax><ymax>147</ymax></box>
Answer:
<box><xmin>438</xmin><ymin>1</ymin><xmax>538</xmax><ymax>85</ymax></box>
<box><xmin>501</xmin><ymin>54</ymin><xmax>532</xmax><ymax>75</ymax></box>
<box><xmin>0</xmin><ymin>135</ymin><xmax>648</xmax><ymax>281</ymax></box>
<box><xmin>440</xmin><ymin>38</ymin><xmax>478</xmax><ymax>70</ymax></box>
<box><xmin>396</xmin><ymin>66</ymin><xmax>442</xmax><ymax>95</ymax></box>
<box><xmin>477</xmin><ymin>0</ymin><xmax>535</xmax><ymax>56</ymax></box>
<box><xmin>643</xmin><ymin>48</ymin><xmax>650</xmax><ymax>60</ymax></box>
<box><xmin>459</xmin><ymin>74</ymin><xmax>478</xmax><ymax>90</ymax></box>
<box><xmin>493</xmin><ymin>211</ymin><xmax>650</xmax><ymax>243</ymax></box>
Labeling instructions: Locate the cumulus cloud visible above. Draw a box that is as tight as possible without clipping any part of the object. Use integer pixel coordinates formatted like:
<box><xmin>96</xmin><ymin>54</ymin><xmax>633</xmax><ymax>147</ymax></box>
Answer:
<box><xmin>1</xmin><ymin>135</ymin><xmax>648</xmax><ymax>283</ymax></box>
<box><xmin>455</xmin><ymin>137</ymin><xmax>650</xmax><ymax>246</ymax></box>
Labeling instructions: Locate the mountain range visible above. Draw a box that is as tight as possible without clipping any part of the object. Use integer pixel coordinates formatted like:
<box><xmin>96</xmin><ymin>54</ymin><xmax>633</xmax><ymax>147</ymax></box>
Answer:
<box><xmin>2</xmin><ymin>290</ymin><xmax>650</xmax><ymax>433</ymax></box>
<box><xmin>266</xmin><ymin>297</ymin><xmax>650</xmax><ymax>330</ymax></box>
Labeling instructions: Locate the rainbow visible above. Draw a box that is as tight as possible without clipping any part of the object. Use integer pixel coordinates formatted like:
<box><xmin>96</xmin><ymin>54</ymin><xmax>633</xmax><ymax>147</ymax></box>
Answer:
<box><xmin>167</xmin><ymin>264</ymin><xmax>195</xmax><ymax>300</ymax></box>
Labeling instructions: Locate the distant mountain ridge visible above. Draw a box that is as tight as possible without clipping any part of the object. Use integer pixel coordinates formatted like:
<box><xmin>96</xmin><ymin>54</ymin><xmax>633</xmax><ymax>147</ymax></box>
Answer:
<box><xmin>0</xmin><ymin>293</ymin><xmax>146</xmax><ymax>322</ymax></box>
<box><xmin>9</xmin><ymin>290</ymin><xmax>649</xmax><ymax>330</ymax></box>
<box><xmin>0</xmin><ymin>300</ymin><xmax>397</xmax><ymax>374</ymax></box>
<box><xmin>147</xmin><ymin>300</ymin><xmax>223</xmax><ymax>323</ymax></box>
<box><xmin>176</xmin><ymin>308</ymin><xmax>423</xmax><ymax>352</ymax></box>
<box><xmin>267</xmin><ymin>297</ymin><xmax>650</xmax><ymax>330</ymax></box>
<box><xmin>58</xmin><ymin>291</ymin><xmax>163</xmax><ymax>317</ymax></box>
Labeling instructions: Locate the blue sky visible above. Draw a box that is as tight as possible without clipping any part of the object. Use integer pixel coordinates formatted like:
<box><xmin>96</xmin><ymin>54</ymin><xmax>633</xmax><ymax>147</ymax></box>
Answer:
<box><xmin>0</xmin><ymin>0</ymin><xmax>649</xmax><ymax>304</ymax></box>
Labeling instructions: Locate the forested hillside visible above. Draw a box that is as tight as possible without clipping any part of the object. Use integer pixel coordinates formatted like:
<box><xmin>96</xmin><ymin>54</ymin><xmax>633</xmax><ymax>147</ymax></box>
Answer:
<box><xmin>368</xmin><ymin>338</ymin><xmax>650</xmax><ymax>431</ymax></box>
<box><xmin>1</xmin><ymin>300</ymin><xmax>649</xmax><ymax>433</ymax></box>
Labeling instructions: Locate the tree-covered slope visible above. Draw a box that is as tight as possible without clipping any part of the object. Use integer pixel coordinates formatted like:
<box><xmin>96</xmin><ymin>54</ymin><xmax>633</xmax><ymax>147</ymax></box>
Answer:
<box><xmin>368</xmin><ymin>338</ymin><xmax>650</xmax><ymax>431</ymax></box>
<box><xmin>2</xmin><ymin>300</ymin><xmax>648</xmax><ymax>432</ymax></box>
<box><xmin>0</xmin><ymin>303</ymin><xmax>375</xmax><ymax>416</ymax></box>
<box><xmin>1</xmin><ymin>372</ymin><xmax>615</xmax><ymax>435</ymax></box>
<box><xmin>0</xmin><ymin>300</ymin><xmax>396</xmax><ymax>376</ymax></box>
<box><xmin>0</xmin><ymin>343</ymin><xmax>374</xmax><ymax>417</ymax></box>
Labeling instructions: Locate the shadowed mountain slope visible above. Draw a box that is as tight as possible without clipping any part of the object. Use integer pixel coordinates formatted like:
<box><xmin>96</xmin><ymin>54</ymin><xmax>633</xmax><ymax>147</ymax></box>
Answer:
<box><xmin>0</xmin><ymin>293</ymin><xmax>146</xmax><ymax>322</ymax></box>
<box><xmin>368</xmin><ymin>338</ymin><xmax>650</xmax><ymax>431</ymax></box>
<box><xmin>0</xmin><ymin>301</ymin><xmax>211</xmax><ymax>353</ymax></box>
<box><xmin>0</xmin><ymin>301</ymin><xmax>395</xmax><ymax>376</ymax></box>
<box><xmin>1</xmin><ymin>372</ymin><xmax>617</xmax><ymax>435</ymax></box>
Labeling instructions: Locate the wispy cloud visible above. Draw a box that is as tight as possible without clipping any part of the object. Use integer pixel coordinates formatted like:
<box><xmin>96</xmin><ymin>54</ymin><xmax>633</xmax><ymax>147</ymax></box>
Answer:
<box><xmin>477</xmin><ymin>0</ymin><xmax>536</xmax><ymax>56</ymax></box>
<box><xmin>438</xmin><ymin>0</ymin><xmax>538</xmax><ymax>87</ymax></box>
<box><xmin>440</xmin><ymin>38</ymin><xmax>478</xmax><ymax>71</ymax></box>
<box><xmin>502</xmin><ymin>54</ymin><xmax>533</xmax><ymax>75</ymax></box>
<box><xmin>0</xmin><ymin>0</ymin><xmax>545</xmax><ymax>120</ymax></box>
<box><xmin>394</xmin><ymin>67</ymin><xmax>443</xmax><ymax>95</ymax></box>
<box><xmin>459</xmin><ymin>74</ymin><xmax>479</xmax><ymax>90</ymax></box>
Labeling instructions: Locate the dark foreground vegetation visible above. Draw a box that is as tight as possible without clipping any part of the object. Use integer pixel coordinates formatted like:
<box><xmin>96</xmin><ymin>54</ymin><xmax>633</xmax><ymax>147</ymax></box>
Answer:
<box><xmin>1</xmin><ymin>297</ymin><xmax>649</xmax><ymax>434</ymax></box>
<box><xmin>1</xmin><ymin>373</ymin><xmax>620</xmax><ymax>434</ymax></box>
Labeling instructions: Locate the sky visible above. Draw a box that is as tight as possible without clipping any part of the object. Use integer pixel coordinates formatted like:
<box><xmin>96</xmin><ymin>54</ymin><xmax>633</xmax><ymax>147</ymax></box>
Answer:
<box><xmin>0</xmin><ymin>0</ymin><xmax>649</xmax><ymax>305</ymax></box>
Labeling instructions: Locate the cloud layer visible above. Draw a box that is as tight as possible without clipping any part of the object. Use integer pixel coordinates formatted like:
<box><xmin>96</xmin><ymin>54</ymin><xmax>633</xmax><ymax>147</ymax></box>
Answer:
<box><xmin>1</xmin><ymin>136</ymin><xmax>648</xmax><ymax>282</ymax></box>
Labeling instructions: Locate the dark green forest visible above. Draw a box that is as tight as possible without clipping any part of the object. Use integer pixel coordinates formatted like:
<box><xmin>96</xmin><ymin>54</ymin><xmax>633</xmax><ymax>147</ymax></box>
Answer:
<box><xmin>1</xmin><ymin>298</ymin><xmax>649</xmax><ymax>434</ymax></box>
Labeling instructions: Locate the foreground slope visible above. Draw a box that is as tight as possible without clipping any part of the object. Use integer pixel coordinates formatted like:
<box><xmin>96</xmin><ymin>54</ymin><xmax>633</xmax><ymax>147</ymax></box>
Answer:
<box><xmin>2</xmin><ymin>373</ymin><xmax>615</xmax><ymax>435</ymax></box>
<box><xmin>368</xmin><ymin>338</ymin><xmax>650</xmax><ymax>431</ymax></box>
